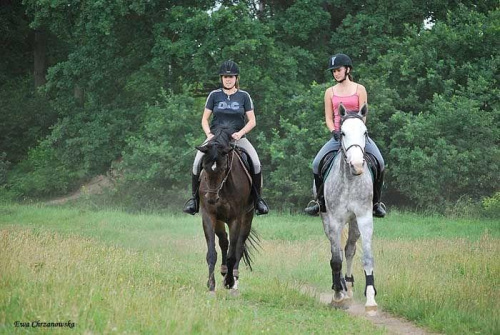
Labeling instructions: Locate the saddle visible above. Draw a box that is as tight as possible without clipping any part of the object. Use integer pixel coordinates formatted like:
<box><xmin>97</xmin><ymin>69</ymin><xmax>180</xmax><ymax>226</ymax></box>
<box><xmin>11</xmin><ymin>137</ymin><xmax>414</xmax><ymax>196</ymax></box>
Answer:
<box><xmin>233</xmin><ymin>147</ymin><xmax>254</xmax><ymax>184</ymax></box>
<box><xmin>319</xmin><ymin>150</ymin><xmax>380</xmax><ymax>182</ymax></box>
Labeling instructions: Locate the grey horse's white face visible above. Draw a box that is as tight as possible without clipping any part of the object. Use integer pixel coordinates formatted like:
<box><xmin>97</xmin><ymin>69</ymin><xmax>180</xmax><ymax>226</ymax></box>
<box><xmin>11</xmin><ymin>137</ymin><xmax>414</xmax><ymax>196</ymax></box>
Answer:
<box><xmin>341</xmin><ymin>118</ymin><xmax>367</xmax><ymax>175</ymax></box>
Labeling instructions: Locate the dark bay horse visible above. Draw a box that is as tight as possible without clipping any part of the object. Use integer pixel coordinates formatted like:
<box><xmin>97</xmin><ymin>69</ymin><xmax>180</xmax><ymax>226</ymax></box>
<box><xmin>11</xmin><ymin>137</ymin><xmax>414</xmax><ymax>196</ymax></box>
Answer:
<box><xmin>321</xmin><ymin>103</ymin><xmax>378</xmax><ymax>314</ymax></box>
<box><xmin>196</xmin><ymin>125</ymin><xmax>259</xmax><ymax>292</ymax></box>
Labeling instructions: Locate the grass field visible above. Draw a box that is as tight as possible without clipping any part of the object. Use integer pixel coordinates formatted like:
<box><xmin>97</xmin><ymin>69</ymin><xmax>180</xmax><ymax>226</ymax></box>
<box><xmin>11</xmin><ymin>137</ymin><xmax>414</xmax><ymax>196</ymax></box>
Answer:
<box><xmin>0</xmin><ymin>204</ymin><xmax>499</xmax><ymax>334</ymax></box>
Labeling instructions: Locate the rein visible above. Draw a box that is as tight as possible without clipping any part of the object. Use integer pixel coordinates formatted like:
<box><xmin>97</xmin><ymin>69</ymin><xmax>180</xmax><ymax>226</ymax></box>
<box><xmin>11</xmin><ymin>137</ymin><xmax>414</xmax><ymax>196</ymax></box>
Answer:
<box><xmin>204</xmin><ymin>149</ymin><xmax>235</xmax><ymax>201</ymax></box>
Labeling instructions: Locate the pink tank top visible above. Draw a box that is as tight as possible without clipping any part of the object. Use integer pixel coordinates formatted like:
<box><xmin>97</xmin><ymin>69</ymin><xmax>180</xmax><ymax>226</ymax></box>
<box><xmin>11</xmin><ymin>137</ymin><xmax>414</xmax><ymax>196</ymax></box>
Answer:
<box><xmin>331</xmin><ymin>87</ymin><xmax>360</xmax><ymax>131</ymax></box>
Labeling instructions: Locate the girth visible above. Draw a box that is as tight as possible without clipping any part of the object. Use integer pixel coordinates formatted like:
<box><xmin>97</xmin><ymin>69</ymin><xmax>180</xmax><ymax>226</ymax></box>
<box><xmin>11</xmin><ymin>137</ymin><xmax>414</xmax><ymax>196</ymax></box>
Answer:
<box><xmin>319</xmin><ymin>150</ymin><xmax>380</xmax><ymax>181</ymax></box>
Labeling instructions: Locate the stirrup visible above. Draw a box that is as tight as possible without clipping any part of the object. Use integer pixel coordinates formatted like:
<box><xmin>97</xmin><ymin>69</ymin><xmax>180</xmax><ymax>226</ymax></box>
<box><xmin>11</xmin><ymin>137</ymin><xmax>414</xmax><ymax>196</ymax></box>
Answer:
<box><xmin>304</xmin><ymin>200</ymin><xmax>320</xmax><ymax>216</ymax></box>
<box><xmin>255</xmin><ymin>198</ymin><xmax>269</xmax><ymax>215</ymax></box>
<box><xmin>373</xmin><ymin>202</ymin><xmax>386</xmax><ymax>218</ymax></box>
<box><xmin>183</xmin><ymin>198</ymin><xmax>198</xmax><ymax>215</ymax></box>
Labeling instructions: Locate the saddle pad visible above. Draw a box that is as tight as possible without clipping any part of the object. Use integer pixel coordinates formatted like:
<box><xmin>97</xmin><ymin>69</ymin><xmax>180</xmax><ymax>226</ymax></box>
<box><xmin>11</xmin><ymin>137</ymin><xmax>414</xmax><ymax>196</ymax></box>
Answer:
<box><xmin>320</xmin><ymin>151</ymin><xmax>339</xmax><ymax>180</ymax></box>
<box><xmin>320</xmin><ymin>151</ymin><xmax>378</xmax><ymax>182</ymax></box>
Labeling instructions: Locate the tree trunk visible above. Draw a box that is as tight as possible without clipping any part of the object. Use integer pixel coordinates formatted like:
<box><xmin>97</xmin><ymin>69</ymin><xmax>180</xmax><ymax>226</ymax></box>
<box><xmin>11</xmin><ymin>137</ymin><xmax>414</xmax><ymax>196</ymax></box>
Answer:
<box><xmin>34</xmin><ymin>29</ymin><xmax>47</xmax><ymax>88</ymax></box>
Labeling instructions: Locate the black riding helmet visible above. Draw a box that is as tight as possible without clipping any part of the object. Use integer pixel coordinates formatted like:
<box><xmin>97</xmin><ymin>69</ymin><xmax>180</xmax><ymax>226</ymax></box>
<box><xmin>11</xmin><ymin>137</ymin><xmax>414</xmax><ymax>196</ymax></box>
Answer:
<box><xmin>327</xmin><ymin>53</ymin><xmax>353</xmax><ymax>71</ymax></box>
<box><xmin>219</xmin><ymin>60</ymin><xmax>240</xmax><ymax>76</ymax></box>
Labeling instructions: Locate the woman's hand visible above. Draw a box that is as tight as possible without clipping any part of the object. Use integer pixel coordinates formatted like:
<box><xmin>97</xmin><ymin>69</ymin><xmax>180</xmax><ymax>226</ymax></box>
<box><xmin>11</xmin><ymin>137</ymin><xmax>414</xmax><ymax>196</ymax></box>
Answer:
<box><xmin>231</xmin><ymin>131</ymin><xmax>245</xmax><ymax>141</ymax></box>
<box><xmin>207</xmin><ymin>133</ymin><xmax>214</xmax><ymax>140</ymax></box>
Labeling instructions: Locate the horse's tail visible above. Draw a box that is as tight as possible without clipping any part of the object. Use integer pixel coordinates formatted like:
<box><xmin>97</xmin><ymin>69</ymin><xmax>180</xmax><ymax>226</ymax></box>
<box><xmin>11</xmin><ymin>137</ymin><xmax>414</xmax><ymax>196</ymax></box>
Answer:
<box><xmin>242</xmin><ymin>227</ymin><xmax>261</xmax><ymax>271</ymax></box>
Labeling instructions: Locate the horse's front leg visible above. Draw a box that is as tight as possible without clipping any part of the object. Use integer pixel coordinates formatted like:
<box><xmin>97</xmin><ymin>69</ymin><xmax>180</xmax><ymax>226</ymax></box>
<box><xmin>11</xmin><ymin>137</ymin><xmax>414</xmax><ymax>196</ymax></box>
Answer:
<box><xmin>324</xmin><ymin>215</ymin><xmax>348</xmax><ymax>308</ymax></box>
<box><xmin>215</xmin><ymin>220</ymin><xmax>228</xmax><ymax>277</ymax></box>
<box><xmin>357</xmin><ymin>214</ymin><xmax>377</xmax><ymax>315</ymax></box>
<box><xmin>224</xmin><ymin>220</ymin><xmax>241</xmax><ymax>289</ymax></box>
<box><xmin>202</xmin><ymin>214</ymin><xmax>217</xmax><ymax>292</ymax></box>
<box><xmin>344</xmin><ymin>222</ymin><xmax>361</xmax><ymax>298</ymax></box>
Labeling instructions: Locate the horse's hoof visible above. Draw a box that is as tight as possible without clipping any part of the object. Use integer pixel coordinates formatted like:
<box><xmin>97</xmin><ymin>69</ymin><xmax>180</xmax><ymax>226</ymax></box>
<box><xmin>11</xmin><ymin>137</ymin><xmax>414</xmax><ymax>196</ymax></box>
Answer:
<box><xmin>220</xmin><ymin>265</ymin><xmax>228</xmax><ymax>276</ymax></box>
<box><xmin>330</xmin><ymin>292</ymin><xmax>350</xmax><ymax>309</ymax></box>
<box><xmin>207</xmin><ymin>291</ymin><xmax>216</xmax><ymax>298</ymax></box>
<box><xmin>365</xmin><ymin>304</ymin><xmax>378</xmax><ymax>316</ymax></box>
<box><xmin>330</xmin><ymin>300</ymin><xmax>349</xmax><ymax>310</ymax></box>
<box><xmin>229</xmin><ymin>289</ymin><xmax>240</xmax><ymax>297</ymax></box>
<box><xmin>224</xmin><ymin>275</ymin><xmax>235</xmax><ymax>289</ymax></box>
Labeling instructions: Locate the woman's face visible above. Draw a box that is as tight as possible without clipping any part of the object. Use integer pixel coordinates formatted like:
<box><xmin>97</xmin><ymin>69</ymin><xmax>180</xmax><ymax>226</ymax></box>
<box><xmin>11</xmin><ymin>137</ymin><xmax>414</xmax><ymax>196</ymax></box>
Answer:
<box><xmin>332</xmin><ymin>67</ymin><xmax>348</xmax><ymax>81</ymax></box>
<box><xmin>222</xmin><ymin>75</ymin><xmax>237</xmax><ymax>89</ymax></box>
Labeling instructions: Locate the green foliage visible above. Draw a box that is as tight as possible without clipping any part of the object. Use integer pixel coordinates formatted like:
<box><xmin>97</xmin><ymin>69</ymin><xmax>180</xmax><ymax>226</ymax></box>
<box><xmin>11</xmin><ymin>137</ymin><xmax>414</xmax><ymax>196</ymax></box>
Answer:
<box><xmin>482</xmin><ymin>192</ymin><xmax>500</xmax><ymax>218</ymax></box>
<box><xmin>389</xmin><ymin>94</ymin><xmax>500</xmax><ymax>208</ymax></box>
<box><xmin>3</xmin><ymin>1</ymin><xmax>499</xmax><ymax>214</ymax></box>
<box><xmin>118</xmin><ymin>88</ymin><xmax>204</xmax><ymax>208</ymax></box>
<box><xmin>265</xmin><ymin>83</ymin><xmax>328</xmax><ymax>209</ymax></box>
<box><xmin>0</xmin><ymin>77</ymin><xmax>57</xmax><ymax>163</ymax></box>
<box><xmin>47</xmin><ymin>108</ymin><xmax>135</xmax><ymax>174</ymax></box>
<box><xmin>8</xmin><ymin>142</ymin><xmax>83</xmax><ymax>198</ymax></box>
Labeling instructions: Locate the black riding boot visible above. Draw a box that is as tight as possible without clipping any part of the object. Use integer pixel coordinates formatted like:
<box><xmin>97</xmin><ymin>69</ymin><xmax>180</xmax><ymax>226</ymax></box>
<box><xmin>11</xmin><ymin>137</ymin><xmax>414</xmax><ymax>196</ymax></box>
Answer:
<box><xmin>183</xmin><ymin>173</ymin><xmax>200</xmax><ymax>215</ymax></box>
<box><xmin>373</xmin><ymin>169</ymin><xmax>386</xmax><ymax>218</ymax></box>
<box><xmin>252</xmin><ymin>172</ymin><xmax>269</xmax><ymax>215</ymax></box>
<box><xmin>304</xmin><ymin>174</ymin><xmax>326</xmax><ymax>216</ymax></box>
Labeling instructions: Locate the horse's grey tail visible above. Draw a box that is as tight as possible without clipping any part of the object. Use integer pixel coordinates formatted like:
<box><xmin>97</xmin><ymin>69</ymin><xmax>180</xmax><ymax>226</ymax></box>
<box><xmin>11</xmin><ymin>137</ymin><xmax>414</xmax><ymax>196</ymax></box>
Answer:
<box><xmin>242</xmin><ymin>227</ymin><xmax>261</xmax><ymax>271</ymax></box>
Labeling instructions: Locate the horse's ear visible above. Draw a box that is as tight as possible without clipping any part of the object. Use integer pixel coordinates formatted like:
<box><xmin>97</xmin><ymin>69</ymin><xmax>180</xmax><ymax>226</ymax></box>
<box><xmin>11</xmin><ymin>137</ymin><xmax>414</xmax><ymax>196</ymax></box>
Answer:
<box><xmin>339</xmin><ymin>103</ymin><xmax>347</xmax><ymax>117</ymax></box>
<box><xmin>196</xmin><ymin>145</ymin><xmax>208</xmax><ymax>153</ymax></box>
<box><xmin>221</xmin><ymin>146</ymin><xmax>231</xmax><ymax>155</ymax></box>
<box><xmin>359</xmin><ymin>103</ymin><xmax>368</xmax><ymax>117</ymax></box>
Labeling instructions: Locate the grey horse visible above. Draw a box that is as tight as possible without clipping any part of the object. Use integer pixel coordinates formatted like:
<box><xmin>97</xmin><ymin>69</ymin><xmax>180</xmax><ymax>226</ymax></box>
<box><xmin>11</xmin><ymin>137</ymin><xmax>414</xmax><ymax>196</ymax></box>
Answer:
<box><xmin>320</xmin><ymin>103</ymin><xmax>377</xmax><ymax>314</ymax></box>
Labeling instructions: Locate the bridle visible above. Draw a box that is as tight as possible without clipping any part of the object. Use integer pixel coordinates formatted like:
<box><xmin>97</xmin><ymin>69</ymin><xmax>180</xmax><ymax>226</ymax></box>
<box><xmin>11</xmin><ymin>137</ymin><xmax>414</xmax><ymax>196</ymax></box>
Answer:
<box><xmin>340</xmin><ymin>113</ymin><xmax>368</xmax><ymax>167</ymax></box>
<box><xmin>203</xmin><ymin>148</ymin><xmax>235</xmax><ymax>202</ymax></box>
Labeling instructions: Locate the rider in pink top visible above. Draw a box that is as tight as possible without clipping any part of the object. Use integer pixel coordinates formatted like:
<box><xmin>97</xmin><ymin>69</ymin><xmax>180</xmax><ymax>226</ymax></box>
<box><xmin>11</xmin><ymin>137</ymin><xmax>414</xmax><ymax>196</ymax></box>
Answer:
<box><xmin>304</xmin><ymin>54</ymin><xmax>386</xmax><ymax>217</ymax></box>
<box><xmin>332</xmin><ymin>90</ymin><xmax>360</xmax><ymax>131</ymax></box>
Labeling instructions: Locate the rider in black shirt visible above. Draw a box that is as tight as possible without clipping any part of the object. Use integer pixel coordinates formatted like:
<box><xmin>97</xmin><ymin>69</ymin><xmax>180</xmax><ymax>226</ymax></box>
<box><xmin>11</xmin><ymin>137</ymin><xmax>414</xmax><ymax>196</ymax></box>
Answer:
<box><xmin>183</xmin><ymin>60</ymin><xmax>269</xmax><ymax>216</ymax></box>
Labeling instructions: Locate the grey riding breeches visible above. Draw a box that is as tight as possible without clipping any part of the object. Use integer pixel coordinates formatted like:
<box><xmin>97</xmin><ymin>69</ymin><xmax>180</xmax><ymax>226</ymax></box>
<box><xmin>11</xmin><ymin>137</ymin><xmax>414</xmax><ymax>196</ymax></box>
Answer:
<box><xmin>192</xmin><ymin>137</ymin><xmax>261</xmax><ymax>175</ymax></box>
<box><xmin>312</xmin><ymin>136</ymin><xmax>384</xmax><ymax>174</ymax></box>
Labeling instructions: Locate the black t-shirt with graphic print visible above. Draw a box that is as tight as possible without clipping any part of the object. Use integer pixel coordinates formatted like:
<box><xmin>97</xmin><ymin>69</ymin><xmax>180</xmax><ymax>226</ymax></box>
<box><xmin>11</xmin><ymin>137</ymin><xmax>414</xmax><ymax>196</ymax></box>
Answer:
<box><xmin>205</xmin><ymin>89</ymin><xmax>254</xmax><ymax>132</ymax></box>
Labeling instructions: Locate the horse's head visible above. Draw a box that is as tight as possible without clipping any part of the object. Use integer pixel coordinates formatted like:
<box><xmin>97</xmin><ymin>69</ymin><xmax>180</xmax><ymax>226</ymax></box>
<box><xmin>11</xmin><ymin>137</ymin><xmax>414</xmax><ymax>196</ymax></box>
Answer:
<box><xmin>339</xmin><ymin>103</ymin><xmax>368</xmax><ymax>175</ymax></box>
<box><xmin>196</xmin><ymin>125</ymin><xmax>234</xmax><ymax>175</ymax></box>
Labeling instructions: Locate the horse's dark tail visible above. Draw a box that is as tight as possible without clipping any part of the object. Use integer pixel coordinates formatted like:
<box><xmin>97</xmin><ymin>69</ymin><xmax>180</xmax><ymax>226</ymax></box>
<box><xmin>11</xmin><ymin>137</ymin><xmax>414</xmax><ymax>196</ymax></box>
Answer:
<box><xmin>242</xmin><ymin>227</ymin><xmax>261</xmax><ymax>271</ymax></box>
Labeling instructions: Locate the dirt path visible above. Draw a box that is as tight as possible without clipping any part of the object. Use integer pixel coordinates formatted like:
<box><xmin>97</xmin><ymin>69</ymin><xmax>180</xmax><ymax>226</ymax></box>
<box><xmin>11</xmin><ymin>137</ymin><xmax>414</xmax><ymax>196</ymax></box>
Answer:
<box><xmin>46</xmin><ymin>175</ymin><xmax>114</xmax><ymax>205</ymax></box>
<box><xmin>299</xmin><ymin>285</ymin><xmax>440</xmax><ymax>335</ymax></box>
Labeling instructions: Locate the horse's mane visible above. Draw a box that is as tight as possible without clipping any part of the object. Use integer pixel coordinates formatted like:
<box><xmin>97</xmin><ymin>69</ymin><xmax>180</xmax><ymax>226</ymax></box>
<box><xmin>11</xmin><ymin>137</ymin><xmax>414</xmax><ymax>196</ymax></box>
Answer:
<box><xmin>210</xmin><ymin>123</ymin><xmax>236</xmax><ymax>146</ymax></box>
<box><xmin>203</xmin><ymin>123</ymin><xmax>237</xmax><ymax>165</ymax></box>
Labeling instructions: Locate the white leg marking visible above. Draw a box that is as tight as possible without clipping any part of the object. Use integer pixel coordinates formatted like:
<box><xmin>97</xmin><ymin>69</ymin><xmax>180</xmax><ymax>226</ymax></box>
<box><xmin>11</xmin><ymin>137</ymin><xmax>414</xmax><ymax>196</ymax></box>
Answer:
<box><xmin>365</xmin><ymin>285</ymin><xmax>378</xmax><ymax>315</ymax></box>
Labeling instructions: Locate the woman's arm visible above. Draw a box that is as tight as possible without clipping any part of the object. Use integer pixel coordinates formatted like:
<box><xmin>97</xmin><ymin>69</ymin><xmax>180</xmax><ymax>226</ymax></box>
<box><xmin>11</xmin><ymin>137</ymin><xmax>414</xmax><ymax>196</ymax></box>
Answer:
<box><xmin>232</xmin><ymin>110</ymin><xmax>256</xmax><ymax>140</ymax></box>
<box><xmin>201</xmin><ymin>108</ymin><xmax>214</xmax><ymax>139</ymax></box>
<box><xmin>324</xmin><ymin>88</ymin><xmax>335</xmax><ymax>132</ymax></box>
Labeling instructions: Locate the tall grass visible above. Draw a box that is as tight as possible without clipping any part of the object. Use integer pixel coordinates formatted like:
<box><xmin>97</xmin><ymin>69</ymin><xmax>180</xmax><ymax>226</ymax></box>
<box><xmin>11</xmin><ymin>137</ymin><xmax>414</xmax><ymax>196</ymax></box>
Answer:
<box><xmin>0</xmin><ymin>204</ymin><xmax>382</xmax><ymax>334</ymax></box>
<box><xmin>0</xmin><ymin>204</ymin><xmax>499</xmax><ymax>334</ymax></box>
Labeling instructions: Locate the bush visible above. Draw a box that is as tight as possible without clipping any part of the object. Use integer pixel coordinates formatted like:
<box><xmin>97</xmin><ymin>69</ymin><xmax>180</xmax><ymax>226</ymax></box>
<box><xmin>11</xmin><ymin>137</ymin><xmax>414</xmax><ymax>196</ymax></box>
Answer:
<box><xmin>482</xmin><ymin>192</ymin><xmax>500</xmax><ymax>218</ymax></box>
<box><xmin>389</xmin><ymin>94</ymin><xmax>500</xmax><ymax>210</ymax></box>
<box><xmin>119</xmin><ymin>88</ymin><xmax>204</xmax><ymax>208</ymax></box>
<box><xmin>8</xmin><ymin>142</ymin><xmax>83</xmax><ymax>198</ymax></box>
